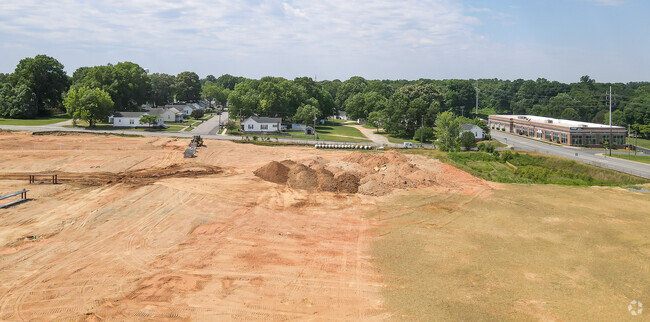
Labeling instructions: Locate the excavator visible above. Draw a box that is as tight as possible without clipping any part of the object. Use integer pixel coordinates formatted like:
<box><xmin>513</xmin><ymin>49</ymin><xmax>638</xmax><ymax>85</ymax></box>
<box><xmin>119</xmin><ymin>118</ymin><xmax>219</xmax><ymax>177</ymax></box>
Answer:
<box><xmin>190</xmin><ymin>135</ymin><xmax>204</xmax><ymax>147</ymax></box>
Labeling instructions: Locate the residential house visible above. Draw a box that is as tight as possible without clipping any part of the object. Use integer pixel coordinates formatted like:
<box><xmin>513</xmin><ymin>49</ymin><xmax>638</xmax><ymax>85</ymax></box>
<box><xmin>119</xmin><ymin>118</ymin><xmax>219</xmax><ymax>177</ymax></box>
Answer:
<box><xmin>148</xmin><ymin>107</ymin><xmax>184</xmax><ymax>122</ymax></box>
<box><xmin>110</xmin><ymin>111</ymin><xmax>164</xmax><ymax>127</ymax></box>
<box><xmin>460</xmin><ymin>123</ymin><xmax>485</xmax><ymax>140</ymax></box>
<box><xmin>241</xmin><ymin>116</ymin><xmax>282</xmax><ymax>133</ymax></box>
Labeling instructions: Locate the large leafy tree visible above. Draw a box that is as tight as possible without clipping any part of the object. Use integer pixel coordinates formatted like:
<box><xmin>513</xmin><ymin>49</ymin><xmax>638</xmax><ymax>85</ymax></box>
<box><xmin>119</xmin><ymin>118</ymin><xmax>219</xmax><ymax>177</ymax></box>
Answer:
<box><xmin>73</xmin><ymin>62</ymin><xmax>150</xmax><ymax>111</ymax></box>
<box><xmin>149</xmin><ymin>73</ymin><xmax>175</xmax><ymax>106</ymax></box>
<box><xmin>0</xmin><ymin>83</ymin><xmax>38</xmax><ymax>118</ymax></box>
<box><xmin>215</xmin><ymin>74</ymin><xmax>244</xmax><ymax>90</ymax></box>
<box><xmin>174</xmin><ymin>71</ymin><xmax>201</xmax><ymax>102</ymax></box>
<box><xmin>202</xmin><ymin>82</ymin><xmax>229</xmax><ymax>106</ymax></box>
<box><xmin>444</xmin><ymin>79</ymin><xmax>475</xmax><ymax>115</ymax></box>
<box><xmin>64</xmin><ymin>86</ymin><xmax>114</xmax><ymax>126</ymax></box>
<box><xmin>11</xmin><ymin>55</ymin><xmax>69</xmax><ymax>115</ymax></box>
<box><xmin>435</xmin><ymin>111</ymin><xmax>461</xmax><ymax>152</ymax></box>
<box><xmin>293</xmin><ymin>104</ymin><xmax>321</xmax><ymax>125</ymax></box>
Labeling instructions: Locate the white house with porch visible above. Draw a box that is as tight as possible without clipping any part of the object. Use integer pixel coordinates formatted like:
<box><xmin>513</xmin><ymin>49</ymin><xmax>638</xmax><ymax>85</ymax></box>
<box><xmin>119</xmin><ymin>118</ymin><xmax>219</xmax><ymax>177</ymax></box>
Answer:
<box><xmin>241</xmin><ymin>116</ymin><xmax>282</xmax><ymax>133</ymax></box>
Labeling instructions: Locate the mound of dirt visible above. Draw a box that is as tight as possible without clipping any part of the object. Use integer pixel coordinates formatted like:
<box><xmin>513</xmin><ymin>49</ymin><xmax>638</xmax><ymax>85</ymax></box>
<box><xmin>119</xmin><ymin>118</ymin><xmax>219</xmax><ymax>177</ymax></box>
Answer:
<box><xmin>342</xmin><ymin>150</ymin><xmax>408</xmax><ymax>169</ymax></box>
<box><xmin>316</xmin><ymin>168</ymin><xmax>338</xmax><ymax>192</ymax></box>
<box><xmin>254</xmin><ymin>152</ymin><xmax>441</xmax><ymax>195</ymax></box>
<box><xmin>287</xmin><ymin>164</ymin><xmax>319</xmax><ymax>190</ymax></box>
<box><xmin>253</xmin><ymin>161</ymin><xmax>290</xmax><ymax>184</ymax></box>
<box><xmin>336</xmin><ymin>172</ymin><xmax>360</xmax><ymax>194</ymax></box>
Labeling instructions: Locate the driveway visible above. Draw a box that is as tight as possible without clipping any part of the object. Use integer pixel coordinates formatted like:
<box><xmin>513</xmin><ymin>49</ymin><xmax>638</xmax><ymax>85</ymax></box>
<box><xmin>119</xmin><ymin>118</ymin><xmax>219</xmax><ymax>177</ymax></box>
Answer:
<box><xmin>190</xmin><ymin>111</ymin><xmax>229</xmax><ymax>135</ymax></box>
<box><xmin>350</xmin><ymin>124</ymin><xmax>390</xmax><ymax>145</ymax></box>
<box><xmin>491</xmin><ymin>131</ymin><xmax>650</xmax><ymax>179</ymax></box>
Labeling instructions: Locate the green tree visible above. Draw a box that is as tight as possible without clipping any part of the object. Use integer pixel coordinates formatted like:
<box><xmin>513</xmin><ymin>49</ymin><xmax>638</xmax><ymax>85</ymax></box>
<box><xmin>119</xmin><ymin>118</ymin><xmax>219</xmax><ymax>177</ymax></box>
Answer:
<box><xmin>293</xmin><ymin>104</ymin><xmax>321</xmax><ymax>125</ymax></box>
<box><xmin>149</xmin><ymin>73</ymin><xmax>175</xmax><ymax>106</ymax></box>
<box><xmin>460</xmin><ymin>131</ymin><xmax>477</xmax><ymax>150</ymax></box>
<box><xmin>201</xmin><ymin>82</ymin><xmax>229</xmax><ymax>106</ymax></box>
<box><xmin>215</xmin><ymin>74</ymin><xmax>244</xmax><ymax>90</ymax></box>
<box><xmin>0</xmin><ymin>83</ymin><xmax>38</xmax><ymax>118</ymax></box>
<box><xmin>175</xmin><ymin>71</ymin><xmax>201</xmax><ymax>101</ymax></box>
<box><xmin>63</xmin><ymin>86</ymin><xmax>114</xmax><ymax>127</ymax></box>
<box><xmin>140</xmin><ymin>114</ymin><xmax>158</xmax><ymax>127</ymax></box>
<box><xmin>367</xmin><ymin>110</ymin><xmax>384</xmax><ymax>133</ymax></box>
<box><xmin>435</xmin><ymin>111</ymin><xmax>461</xmax><ymax>151</ymax></box>
<box><xmin>73</xmin><ymin>62</ymin><xmax>149</xmax><ymax>111</ymax></box>
<box><xmin>413</xmin><ymin>127</ymin><xmax>435</xmax><ymax>143</ymax></box>
<box><xmin>12</xmin><ymin>54</ymin><xmax>69</xmax><ymax>115</ymax></box>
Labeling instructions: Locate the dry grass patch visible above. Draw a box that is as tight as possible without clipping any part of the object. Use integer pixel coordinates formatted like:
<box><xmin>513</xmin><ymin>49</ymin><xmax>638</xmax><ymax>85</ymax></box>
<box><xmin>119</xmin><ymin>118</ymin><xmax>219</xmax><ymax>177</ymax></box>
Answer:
<box><xmin>370</xmin><ymin>184</ymin><xmax>650</xmax><ymax>320</ymax></box>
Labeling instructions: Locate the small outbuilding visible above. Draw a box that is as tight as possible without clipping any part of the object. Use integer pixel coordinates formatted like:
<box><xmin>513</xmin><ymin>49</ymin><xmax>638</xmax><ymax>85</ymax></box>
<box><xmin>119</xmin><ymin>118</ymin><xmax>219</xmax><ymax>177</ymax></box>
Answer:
<box><xmin>460</xmin><ymin>123</ymin><xmax>485</xmax><ymax>140</ymax></box>
<box><xmin>304</xmin><ymin>126</ymin><xmax>314</xmax><ymax>135</ymax></box>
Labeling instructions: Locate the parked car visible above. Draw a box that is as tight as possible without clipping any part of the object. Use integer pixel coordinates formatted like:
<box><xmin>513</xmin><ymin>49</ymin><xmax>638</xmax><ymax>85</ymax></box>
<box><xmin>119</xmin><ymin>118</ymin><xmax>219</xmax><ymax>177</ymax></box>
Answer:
<box><xmin>403</xmin><ymin>142</ymin><xmax>415</xmax><ymax>148</ymax></box>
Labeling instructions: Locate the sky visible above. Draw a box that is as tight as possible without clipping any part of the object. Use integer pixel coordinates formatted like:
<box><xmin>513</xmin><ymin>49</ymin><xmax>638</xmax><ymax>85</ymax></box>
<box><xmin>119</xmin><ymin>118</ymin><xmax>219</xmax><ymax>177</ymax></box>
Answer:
<box><xmin>0</xmin><ymin>0</ymin><xmax>648</xmax><ymax>83</ymax></box>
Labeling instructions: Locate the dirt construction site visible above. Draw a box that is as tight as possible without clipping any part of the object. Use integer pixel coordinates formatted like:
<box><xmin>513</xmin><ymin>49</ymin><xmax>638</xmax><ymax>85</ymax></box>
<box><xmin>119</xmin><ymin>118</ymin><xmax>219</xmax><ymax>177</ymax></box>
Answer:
<box><xmin>0</xmin><ymin>131</ymin><xmax>648</xmax><ymax>320</ymax></box>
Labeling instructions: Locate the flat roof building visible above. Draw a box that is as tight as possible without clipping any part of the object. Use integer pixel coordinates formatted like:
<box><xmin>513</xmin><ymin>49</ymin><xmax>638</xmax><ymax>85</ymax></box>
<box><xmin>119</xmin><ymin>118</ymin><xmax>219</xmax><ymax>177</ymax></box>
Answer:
<box><xmin>488</xmin><ymin>115</ymin><xmax>627</xmax><ymax>148</ymax></box>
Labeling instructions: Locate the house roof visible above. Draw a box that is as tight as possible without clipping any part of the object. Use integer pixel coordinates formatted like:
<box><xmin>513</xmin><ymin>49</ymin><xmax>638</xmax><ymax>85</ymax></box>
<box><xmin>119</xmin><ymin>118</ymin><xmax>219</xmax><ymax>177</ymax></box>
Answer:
<box><xmin>461</xmin><ymin>123</ymin><xmax>482</xmax><ymax>131</ymax></box>
<box><xmin>113</xmin><ymin>111</ymin><xmax>147</xmax><ymax>118</ymax></box>
<box><xmin>146</xmin><ymin>108</ymin><xmax>166</xmax><ymax>116</ymax></box>
<box><xmin>247</xmin><ymin>116</ymin><xmax>282</xmax><ymax>124</ymax></box>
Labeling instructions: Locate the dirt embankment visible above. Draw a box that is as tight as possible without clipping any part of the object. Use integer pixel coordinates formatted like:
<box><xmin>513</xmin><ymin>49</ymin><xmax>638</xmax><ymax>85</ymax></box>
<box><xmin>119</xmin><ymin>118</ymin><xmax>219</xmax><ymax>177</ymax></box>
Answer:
<box><xmin>254</xmin><ymin>151</ymin><xmax>440</xmax><ymax>195</ymax></box>
<box><xmin>0</xmin><ymin>163</ymin><xmax>222</xmax><ymax>187</ymax></box>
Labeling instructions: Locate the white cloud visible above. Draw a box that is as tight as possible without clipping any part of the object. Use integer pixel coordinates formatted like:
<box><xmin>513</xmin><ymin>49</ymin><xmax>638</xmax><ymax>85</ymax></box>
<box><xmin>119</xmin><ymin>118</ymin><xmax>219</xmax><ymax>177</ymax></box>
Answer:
<box><xmin>583</xmin><ymin>0</ymin><xmax>625</xmax><ymax>6</ymax></box>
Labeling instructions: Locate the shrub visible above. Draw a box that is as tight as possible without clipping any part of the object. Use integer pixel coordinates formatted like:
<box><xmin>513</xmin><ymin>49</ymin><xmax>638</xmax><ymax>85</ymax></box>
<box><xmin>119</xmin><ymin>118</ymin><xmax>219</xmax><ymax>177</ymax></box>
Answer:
<box><xmin>413</xmin><ymin>127</ymin><xmax>435</xmax><ymax>142</ymax></box>
<box><xmin>492</xmin><ymin>150</ymin><xmax>500</xmax><ymax>158</ymax></box>
<box><xmin>485</xmin><ymin>143</ymin><xmax>495</xmax><ymax>153</ymax></box>
<box><xmin>252</xmin><ymin>135</ymin><xmax>258</xmax><ymax>141</ymax></box>
<box><xmin>460</xmin><ymin>131</ymin><xmax>477</xmax><ymax>151</ymax></box>
<box><xmin>501</xmin><ymin>150</ymin><xmax>513</xmax><ymax>162</ymax></box>
<box><xmin>224</xmin><ymin>120</ymin><xmax>238</xmax><ymax>131</ymax></box>
<box><xmin>190</xmin><ymin>109</ymin><xmax>204</xmax><ymax>119</ymax></box>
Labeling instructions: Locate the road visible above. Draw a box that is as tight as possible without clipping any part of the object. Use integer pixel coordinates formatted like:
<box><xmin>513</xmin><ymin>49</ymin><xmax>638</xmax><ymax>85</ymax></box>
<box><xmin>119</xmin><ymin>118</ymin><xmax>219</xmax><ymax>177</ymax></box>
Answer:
<box><xmin>491</xmin><ymin>131</ymin><xmax>650</xmax><ymax>179</ymax></box>
<box><xmin>350</xmin><ymin>124</ymin><xmax>390</xmax><ymax>145</ymax></box>
<box><xmin>0</xmin><ymin>121</ymin><xmax>396</xmax><ymax>147</ymax></box>
<box><xmin>190</xmin><ymin>111</ymin><xmax>229</xmax><ymax>135</ymax></box>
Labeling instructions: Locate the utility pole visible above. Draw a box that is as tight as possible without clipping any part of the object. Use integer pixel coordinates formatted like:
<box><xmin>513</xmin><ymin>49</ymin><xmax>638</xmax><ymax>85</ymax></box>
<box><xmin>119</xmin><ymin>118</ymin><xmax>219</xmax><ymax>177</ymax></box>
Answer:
<box><xmin>420</xmin><ymin>115</ymin><xmax>424</xmax><ymax>144</ymax></box>
<box><xmin>475</xmin><ymin>80</ymin><xmax>479</xmax><ymax>115</ymax></box>
<box><xmin>609</xmin><ymin>86</ymin><xmax>612</xmax><ymax>156</ymax></box>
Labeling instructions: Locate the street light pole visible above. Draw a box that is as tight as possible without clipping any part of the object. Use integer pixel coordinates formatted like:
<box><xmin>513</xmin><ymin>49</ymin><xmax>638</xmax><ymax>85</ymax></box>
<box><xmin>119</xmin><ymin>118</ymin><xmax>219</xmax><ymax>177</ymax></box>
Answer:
<box><xmin>609</xmin><ymin>86</ymin><xmax>612</xmax><ymax>156</ymax></box>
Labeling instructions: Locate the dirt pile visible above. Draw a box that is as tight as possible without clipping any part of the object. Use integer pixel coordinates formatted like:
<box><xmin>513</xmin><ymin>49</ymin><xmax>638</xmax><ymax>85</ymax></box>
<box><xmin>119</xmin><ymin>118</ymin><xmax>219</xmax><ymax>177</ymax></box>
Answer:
<box><xmin>255</xmin><ymin>160</ymin><xmax>359</xmax><ymax>194</ymax></box>
<box><xmin>254</xmin><ymin>150</ymin><xmax>439</xmax><ymax>195</ymax></box>
<box><xmin>253</xmin><ymin>161</ymin><xmax>290</xmax><ymax>184</ymax></box>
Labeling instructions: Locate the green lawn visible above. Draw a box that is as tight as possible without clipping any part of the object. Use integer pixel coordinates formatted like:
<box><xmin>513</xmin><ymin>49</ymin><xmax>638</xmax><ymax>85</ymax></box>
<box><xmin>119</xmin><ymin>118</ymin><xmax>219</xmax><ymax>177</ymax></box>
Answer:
<box><xmin>436</xmin><ymin>151</ymin><xmax>647</xmax><ymax>185</ymax></box>
<box><xmin>629</xmin><ymin>137</ymin><xmax>650</xmax><ymax>149</ymax></box>
<box><xmin>316</xmin><ymin>122</ymin><xmax>366</xmax><ymax>138</ymax></box>
<box><xmin>608</xmin><ymin>153</ymin><xmax>650</xmax><ymax>164</ymax></box>
<box><xmin>0</xmin><ymin>117</ymin><xmax>70</xmax><ymax>126</ymax></box>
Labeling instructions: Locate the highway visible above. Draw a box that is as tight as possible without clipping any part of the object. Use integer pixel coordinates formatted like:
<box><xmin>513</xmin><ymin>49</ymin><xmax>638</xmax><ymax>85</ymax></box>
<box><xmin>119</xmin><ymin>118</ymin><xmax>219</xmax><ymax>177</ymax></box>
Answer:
<box><xmin>491</xmin><ymin>131</ymin><xmax>650</xmax><ymax>179</ymax></box>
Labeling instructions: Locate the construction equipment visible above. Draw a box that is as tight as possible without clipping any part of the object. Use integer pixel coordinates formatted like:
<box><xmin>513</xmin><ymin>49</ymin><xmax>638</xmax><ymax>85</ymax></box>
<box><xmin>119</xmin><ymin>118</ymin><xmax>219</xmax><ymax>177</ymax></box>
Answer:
<box><xmin>191</xmin><ymin>135</ymin><xmax>203</xmax><ymax>147</ymax></box>
<box><xmin>184</xmin><ymin>148</ymin><xmax>196</xmax><ymax>158</ymax></box>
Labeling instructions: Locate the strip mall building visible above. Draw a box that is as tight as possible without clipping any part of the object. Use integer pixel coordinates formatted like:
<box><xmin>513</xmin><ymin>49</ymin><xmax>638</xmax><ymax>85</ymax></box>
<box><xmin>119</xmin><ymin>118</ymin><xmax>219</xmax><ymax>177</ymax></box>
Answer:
<box><xmin>488</xmin><ymin>115</ymin><xmax>627</xmax><ymax>148</ymax></box>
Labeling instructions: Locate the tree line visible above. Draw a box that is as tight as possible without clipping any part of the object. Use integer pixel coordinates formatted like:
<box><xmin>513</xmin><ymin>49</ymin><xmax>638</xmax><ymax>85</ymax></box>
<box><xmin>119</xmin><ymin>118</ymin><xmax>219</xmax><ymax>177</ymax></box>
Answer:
<box><xmin>1</xmin><ymin>55</ymin><xmax>648</xmax><ymax>137</ymax></box>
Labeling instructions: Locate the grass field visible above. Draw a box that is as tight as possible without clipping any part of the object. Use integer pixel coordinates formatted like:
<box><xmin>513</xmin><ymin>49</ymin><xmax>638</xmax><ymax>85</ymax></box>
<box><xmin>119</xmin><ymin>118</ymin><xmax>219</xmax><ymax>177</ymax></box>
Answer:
<box><xmin>371</xmin><ymin>184</ymin><xmax>650</xmax><ymax>320</ymax></box>
<box><xmin>316</xmin><ymin>122</ymin><xmax>367</xmax><ymax>138</ymax></box>
<box><xmin>628</xmin><ymin>137</ymin><xmax>650</xmax><ymax>149</ymax></box>
<box><xmin>0</xmin><ymin>117</ymin><xmax>70</xmax><ymax>126</ymax></box>
<box><xmin>608</xmin><ymin>153</ymin><xmax>650</xmax><ymax>164</ymax></box>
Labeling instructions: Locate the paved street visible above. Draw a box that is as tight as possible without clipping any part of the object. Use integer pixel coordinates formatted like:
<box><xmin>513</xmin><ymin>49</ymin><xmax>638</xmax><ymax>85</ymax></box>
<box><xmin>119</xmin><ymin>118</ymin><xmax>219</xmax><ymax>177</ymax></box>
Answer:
<box><xmin>491</xmin><ymin>131</ymin><xmax>650</xmax><ymax>179</ymax></box>
<box><xmin>190</xmin><ymin>111</ymin><xmax>229</xmax><ymax>135</ymax></box>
